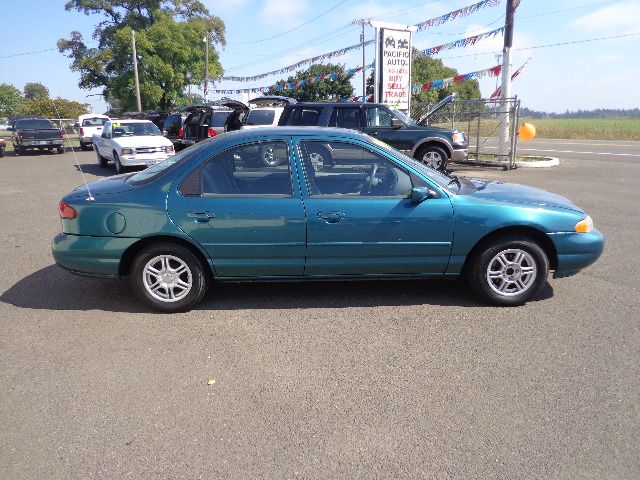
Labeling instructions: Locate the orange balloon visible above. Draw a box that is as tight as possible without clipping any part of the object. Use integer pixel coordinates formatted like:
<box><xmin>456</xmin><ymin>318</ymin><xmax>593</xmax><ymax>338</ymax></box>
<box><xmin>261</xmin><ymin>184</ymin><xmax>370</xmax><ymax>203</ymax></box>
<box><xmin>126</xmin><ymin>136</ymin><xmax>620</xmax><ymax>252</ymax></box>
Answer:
<box><xmin>518</xmin><ymin>122</ymin><xmax>536</xmax><ymax>141</ymax></box>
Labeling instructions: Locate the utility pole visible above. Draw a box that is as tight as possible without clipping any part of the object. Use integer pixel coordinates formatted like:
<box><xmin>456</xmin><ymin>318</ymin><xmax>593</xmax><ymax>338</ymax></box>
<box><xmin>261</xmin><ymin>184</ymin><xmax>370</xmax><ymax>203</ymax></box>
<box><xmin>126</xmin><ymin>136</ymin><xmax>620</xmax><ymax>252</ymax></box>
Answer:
<box><xmin>498</xmin><ymin>0</ymin><xmax>516</xmax><ymax>158</ymax></box>
<box><xmin>353</xmin><ymin>19</ymin><xmax>369</xmax><ymax>99</ymax></box>
<box><xmin>203</xmin><ymin>34</ymin><xmax>209</xmax><ymax>102</ymax></box>
<box><xmin>131</xmin><ymin>30</ymin><xmax>142</xmax><ymax>112</ymax></box>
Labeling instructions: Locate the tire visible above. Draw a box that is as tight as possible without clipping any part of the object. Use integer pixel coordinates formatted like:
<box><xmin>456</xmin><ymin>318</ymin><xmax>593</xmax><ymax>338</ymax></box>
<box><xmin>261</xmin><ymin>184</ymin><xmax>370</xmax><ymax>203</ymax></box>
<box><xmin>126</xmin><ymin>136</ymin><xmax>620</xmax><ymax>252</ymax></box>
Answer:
<box><xmin>131</xmin><ymin>243</ymin><xmax>210</xmax><ymax>312</ymax></box>
<box><xmin>0</xmin><ymin>147</ymin><xmax>5</xmax><ymax>158</ymax></box>
<box><xmin>467</xmin><ymin>237</ymin><xmax>549</xmax><ymax>306</ymax></box>
<box><xmin>113</xmin><ymin>152</ymin><xmax>125</xmax><ymax>174</ymax></box>
<box><xmin>16</xmin><ymin>146</ymin><xmax>25</xmax><ymax>155</ymax></box>
<box><xmin>80</xmin><ymin>141</ymin><xmax>88</xmax><ymax>151</ymax></box>
<box><xmin>95</xmin><ymin>147</ymin><xmax>108</xmax><ymax>168</ymax></box>
<box><xmin>415</xmin><ymin>145</ymin><xmax>448</xmax><ymax>171</ymax></box>
<box><xmin>57</xmin><ymin>146</ymin><xmax>65</xmax><ymax>154</ymax></box>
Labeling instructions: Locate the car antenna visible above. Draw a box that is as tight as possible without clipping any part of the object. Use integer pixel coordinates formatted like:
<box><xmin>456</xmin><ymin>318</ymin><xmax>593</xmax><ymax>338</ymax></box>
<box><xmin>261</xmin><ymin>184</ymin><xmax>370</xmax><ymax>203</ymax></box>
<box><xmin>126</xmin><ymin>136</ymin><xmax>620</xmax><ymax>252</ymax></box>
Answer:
<box><xmin>49</xmin><ymin>100</ymin><xmax>95</xmax><ymax>201</ymax></box>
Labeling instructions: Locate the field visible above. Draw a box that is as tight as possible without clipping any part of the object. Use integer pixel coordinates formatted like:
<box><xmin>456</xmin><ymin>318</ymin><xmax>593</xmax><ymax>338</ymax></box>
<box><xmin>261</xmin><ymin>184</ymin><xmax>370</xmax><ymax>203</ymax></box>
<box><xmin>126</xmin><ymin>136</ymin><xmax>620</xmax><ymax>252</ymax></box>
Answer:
<box><xmin>520</xmin><ymin>117</ymin><xmax>640</xmax><ymax>141</ymax></box>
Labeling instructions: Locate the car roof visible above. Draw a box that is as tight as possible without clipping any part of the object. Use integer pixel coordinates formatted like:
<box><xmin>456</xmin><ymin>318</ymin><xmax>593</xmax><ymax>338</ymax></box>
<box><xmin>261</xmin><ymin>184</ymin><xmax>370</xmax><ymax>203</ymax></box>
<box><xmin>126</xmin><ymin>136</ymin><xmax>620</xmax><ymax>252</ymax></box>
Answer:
<box><xmin>217</xmin><ymin>126</ymin><xmax>370</xmax><ymax>140</ymax></box>
<box><xmin>287</xmin><ymin>102</ymin><xmax>384</xmax><ymax>107</ymax></box>
<box><xmin>78</xmin><ymin>113</ymin><xmax>110</xmax><ymax>120</ymax></box>
<box><xmin>109</xmin><ymin>119</ymin><xmax>156</xmax><ymax>124</ymax></box>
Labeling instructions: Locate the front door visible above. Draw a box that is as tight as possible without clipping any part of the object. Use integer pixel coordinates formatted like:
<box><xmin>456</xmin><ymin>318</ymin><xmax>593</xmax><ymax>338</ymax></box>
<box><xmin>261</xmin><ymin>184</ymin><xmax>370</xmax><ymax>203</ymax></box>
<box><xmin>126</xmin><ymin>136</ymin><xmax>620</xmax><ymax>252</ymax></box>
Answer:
<box><xmin>297</xmin><ymin>139</ymin><xmax>454</xmax><ymax>276</ymax></box>
<box><xmin>167</xmin><ymin>140</ymin><xmax>307</xmax><ymax>277</ymax></box>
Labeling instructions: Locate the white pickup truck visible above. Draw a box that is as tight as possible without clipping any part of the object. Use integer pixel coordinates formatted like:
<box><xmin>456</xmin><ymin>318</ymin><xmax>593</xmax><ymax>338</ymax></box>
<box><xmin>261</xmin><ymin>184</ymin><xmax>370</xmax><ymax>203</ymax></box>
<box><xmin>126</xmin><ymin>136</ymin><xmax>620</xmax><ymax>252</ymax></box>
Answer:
<box><xmin>93</xmin><ymin>119</ymin><xmax>175</xmax><ymax>174</ymax></box>
<box><xmin>76</xmin><ymin>113</ymin><xmax>110</xmax><ymax>150</ymax></box>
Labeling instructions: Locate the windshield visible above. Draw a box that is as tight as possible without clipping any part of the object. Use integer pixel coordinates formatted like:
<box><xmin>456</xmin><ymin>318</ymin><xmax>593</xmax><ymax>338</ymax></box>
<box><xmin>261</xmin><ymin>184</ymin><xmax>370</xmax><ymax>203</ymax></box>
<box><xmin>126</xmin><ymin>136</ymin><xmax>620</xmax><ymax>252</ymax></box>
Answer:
<box><xmin>369</xmin><ymin>137</ymin><xmax>457</xmax><ymax>191</ymax></box>
<box><xmin>16</xmin><ymin>119</ymin><xmax>54</xmax><ymax>129</ymax></box>
<box><xmin>391</xmin><ymin>109</ymin><xmax>416</xmax><ymax>126</ymax></box>
<box><xmin>112</xmin><ymin>121</ymin><xmax>161</xmax><ymax>137</ymax></box>
<box><xmin>126</xmin><ymin>140</ymin><xmax>211</xmax><ymax>185</ymax></box>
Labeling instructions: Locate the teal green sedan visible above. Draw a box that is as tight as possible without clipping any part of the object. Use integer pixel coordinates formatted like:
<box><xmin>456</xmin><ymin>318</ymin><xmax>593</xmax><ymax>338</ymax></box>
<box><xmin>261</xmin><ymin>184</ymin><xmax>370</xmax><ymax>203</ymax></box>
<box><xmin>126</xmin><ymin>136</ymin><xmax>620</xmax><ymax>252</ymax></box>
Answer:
<box><xmin>52</xmin><ymin>127</ymin><xmax>603</xmax><ymax>312</ymax></box>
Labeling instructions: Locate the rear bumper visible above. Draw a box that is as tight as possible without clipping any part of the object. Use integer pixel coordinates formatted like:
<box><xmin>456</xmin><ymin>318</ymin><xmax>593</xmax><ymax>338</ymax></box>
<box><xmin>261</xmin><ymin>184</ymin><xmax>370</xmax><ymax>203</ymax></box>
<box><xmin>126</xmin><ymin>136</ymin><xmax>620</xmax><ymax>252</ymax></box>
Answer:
<box><xmin>19</xmin><ymin>139</ymin><xmax>64</xmax><ymax>147</ymax></box>
<box><xmin>549</xmin><ymin>230</ymin><xmax>604</xmax><ymax>278</ymax></box>
<box><xmin>52</xmin><ymin>233</ymin><xmax>139</xmax><ymax>277</ymax></box>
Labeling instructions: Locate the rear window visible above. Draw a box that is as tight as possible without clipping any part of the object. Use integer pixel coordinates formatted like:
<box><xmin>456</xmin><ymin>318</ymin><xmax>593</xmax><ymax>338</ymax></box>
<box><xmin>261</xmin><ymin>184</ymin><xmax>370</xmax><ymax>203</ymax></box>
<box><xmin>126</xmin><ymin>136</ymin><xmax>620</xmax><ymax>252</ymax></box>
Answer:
<box><xmin>245</xmin><ymin>109</ymin><xmax>276</xmax><ymax>126</ymax></box>
<box><xmin>285</xmin><ymin>107</ymin><xmax>323</xmax><ymax>126</ymax></box>
<box><xmin>82</xmin><ymin>117</ymin><xmax>108</xmax><ymax>127</ymax></box>
<box><xmin>16</xmin><ymin>119</ymin><xmax>53</xmax><ymax>129</ymax></box>
<box><xmin>211</xmin><ymin>111</ymin><xmax>231</xmax><ymax>127</ymax></box>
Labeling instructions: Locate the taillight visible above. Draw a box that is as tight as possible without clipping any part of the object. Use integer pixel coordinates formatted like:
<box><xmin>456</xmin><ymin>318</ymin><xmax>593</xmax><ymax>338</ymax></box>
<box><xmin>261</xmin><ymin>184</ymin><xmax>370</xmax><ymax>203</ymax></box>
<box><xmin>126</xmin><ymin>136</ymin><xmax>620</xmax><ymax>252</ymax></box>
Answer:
<box><xmin>58</xmin><ymin>201</ymin><xmax>77</xmax><ymax>219</ymax></box>
<box><xmin>59</xmin><ymin>129</ymin><xmax>64</xmax><ymax>138</ymax></box>
<box><xmin>79</xmin><ymin>127</ymin><xmax>84</xmax><ymax>136</ymax></box>
<box><xmin>207</xmin><ymin>128</ymin><xmax>216</xmax><ymax>138</ymax></box>
<box><xmin>178</xmin><ymin>127</ymin><xmax>184</xmax><ymax>138</ymax></box>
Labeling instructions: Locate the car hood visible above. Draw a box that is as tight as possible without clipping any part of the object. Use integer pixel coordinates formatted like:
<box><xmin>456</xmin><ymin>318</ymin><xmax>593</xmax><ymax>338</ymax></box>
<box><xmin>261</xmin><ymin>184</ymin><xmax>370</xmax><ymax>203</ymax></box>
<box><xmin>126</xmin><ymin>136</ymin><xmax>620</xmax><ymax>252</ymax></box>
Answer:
<box><xmin>69</xmin><ymin>174</ymin><xmax>135</xmax><ymax>198</ymax></box>
<box><xmin>114</xmin><ymin>136</ymin><xmax>172</xmax><ymax>147</ymax></box>
<box><xmin>463</xmin><ymin>178</ymin><xmax>584</xmax><ymax>213</ymax></box>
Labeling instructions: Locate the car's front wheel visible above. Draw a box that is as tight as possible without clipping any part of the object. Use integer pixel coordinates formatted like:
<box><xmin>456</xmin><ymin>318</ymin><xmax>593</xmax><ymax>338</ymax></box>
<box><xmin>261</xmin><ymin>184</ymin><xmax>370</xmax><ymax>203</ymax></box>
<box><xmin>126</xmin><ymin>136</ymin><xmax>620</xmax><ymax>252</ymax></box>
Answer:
<box><xmin>415</xmin><ymin>145</ymin><xmax>448</xmax><ymax>171</ymax></box>
<box><xmin>467</xmin><ymin>237</ymin><xmax>549</xmax><ymax>306</ymax></box>
<box><xmin>131</xmin><ymin>243</ymin><xmax>210</xmax><ymax>312</ymax></box>
<box><xmin>113</xmin><ymin>152</ymin><xmax>125</xmax><ymax>174</ymax></box>
<box><xmin>95</xmin><ymin>147</ymin><xmax>108</xmax><ymax>167</ymax></box>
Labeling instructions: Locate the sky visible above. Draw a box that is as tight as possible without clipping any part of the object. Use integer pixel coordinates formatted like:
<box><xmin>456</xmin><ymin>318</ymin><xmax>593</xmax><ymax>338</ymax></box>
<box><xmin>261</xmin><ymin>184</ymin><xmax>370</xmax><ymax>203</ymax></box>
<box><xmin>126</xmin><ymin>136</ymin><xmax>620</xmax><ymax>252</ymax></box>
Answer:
<box><xmin>1</xmin><ymin>0</ymin><xmax>639</xmax><ymax>114</ymax></box>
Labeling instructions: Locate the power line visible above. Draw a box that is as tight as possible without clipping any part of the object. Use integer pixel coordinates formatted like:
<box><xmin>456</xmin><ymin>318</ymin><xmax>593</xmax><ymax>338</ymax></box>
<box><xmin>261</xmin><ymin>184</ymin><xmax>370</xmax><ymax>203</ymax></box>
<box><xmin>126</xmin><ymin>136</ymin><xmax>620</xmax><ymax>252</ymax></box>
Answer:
<box><xmin>0</xmin><ymin>48</ymin><xmax>57</xmax><ymax>59</ymax></box>
<box><xmin>227</xmin><ymin>0</ymin><xmax>349</xmax><ymax>45</ymax></box>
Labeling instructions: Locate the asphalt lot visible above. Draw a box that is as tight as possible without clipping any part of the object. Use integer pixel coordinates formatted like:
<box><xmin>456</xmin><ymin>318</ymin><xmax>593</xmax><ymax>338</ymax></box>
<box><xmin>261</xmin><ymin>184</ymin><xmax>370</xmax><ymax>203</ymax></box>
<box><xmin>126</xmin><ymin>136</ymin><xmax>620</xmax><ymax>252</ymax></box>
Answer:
<box><xmin>1</xmin><ymin>140</ymin><xmax>638</xmax><ymax>479</ymax></box>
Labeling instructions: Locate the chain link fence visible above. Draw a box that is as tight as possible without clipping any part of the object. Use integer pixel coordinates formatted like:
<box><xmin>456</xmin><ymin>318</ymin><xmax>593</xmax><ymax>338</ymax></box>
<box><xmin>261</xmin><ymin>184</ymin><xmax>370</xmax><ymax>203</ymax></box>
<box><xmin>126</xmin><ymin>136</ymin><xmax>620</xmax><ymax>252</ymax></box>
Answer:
<box><xmin>411</xmin><ymin>97</ymin><xmax>521</xmax><ymax>169</ymax></box>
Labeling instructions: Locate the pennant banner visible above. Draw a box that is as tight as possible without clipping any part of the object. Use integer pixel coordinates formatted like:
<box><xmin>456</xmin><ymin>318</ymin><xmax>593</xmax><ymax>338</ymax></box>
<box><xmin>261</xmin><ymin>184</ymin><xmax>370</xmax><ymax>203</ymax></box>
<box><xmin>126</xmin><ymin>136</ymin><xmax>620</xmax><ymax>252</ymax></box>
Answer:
<box><xmin>221</xmin><ymin>40</ymin><xmax>375</xmax><ymax>82</ymax></box>
<box><xmin>490</xmin><ymin>57</ymin><xmax>532</xmax><ymax>99</ymax></box>
<box><xmin>412</xmin><ymin>65</ymin><xmax>502</xmax><ymax>93</ymax></box>
<box><xmin>415</xmin><ymin>0</ymin><xmax>502</xmax><ymax>32</ymax></box>
<box><xmin>212</xmin><ymin>64</ymin><xmax>374</xmax><ymax>95</ymax></box>
<box><xmin>420</xmin><ymin>27</ymin><xmax>504</xmax><ymax>56</ymax></box>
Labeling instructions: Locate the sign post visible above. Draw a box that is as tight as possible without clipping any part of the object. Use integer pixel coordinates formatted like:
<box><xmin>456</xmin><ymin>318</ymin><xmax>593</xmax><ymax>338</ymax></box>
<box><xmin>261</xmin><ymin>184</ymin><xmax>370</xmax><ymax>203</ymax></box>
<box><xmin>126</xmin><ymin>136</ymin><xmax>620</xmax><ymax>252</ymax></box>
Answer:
<box><xmin>371</xmin><ymin>21</ymin><xmax>417</xmax><ymax>112</ymax></box>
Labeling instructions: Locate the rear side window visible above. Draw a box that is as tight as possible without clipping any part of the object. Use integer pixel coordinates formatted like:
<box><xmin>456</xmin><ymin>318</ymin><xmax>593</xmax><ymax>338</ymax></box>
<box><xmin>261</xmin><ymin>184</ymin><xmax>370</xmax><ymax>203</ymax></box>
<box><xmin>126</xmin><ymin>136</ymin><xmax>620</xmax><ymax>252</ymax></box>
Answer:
<box><xmin>245</xmin><ymin>109</ymin><xmax>276</xmax><ymax>126</ymax></box>
<box><xmin>285</xmin><ymin>107</ymin><xmax>323</xmax><ymax>126</ymax></box>
<box><xmin>330</xmin><ymin>107</ymin><xmax>362</xmax><ymax>129</ymax></box>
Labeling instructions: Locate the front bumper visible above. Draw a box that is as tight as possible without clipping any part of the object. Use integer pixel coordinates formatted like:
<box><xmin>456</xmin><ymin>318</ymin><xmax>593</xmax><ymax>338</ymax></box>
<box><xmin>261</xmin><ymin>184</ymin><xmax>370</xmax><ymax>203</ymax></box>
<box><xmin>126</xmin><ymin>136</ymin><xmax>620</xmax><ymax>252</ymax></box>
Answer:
<box><xmin>52</xmin><ymin>233</ymin><xmax>139</xmax><ymax>277</ymax></box>
<box><xmin>451</xmin><ymin>147</ymin><xmax>469</xmax><ymax>162</ymax></box>
<box><xmin>548</xmin><ymin>229</ymin><xmax>604</xmax><ymax>278</ymax></box>
<box><xmin>120</xmin><ymin>153</ymin><xmax>173</xmax><ymax>167</ymax></box>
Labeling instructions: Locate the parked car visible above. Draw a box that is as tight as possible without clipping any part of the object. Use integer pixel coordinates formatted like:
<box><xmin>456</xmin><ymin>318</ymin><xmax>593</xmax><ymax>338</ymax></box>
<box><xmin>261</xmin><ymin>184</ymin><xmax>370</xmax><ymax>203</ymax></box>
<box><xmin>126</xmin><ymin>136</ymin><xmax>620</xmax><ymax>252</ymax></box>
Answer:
<box><xmin>92</xmin><ymin>119</ymin><xmax>174</xmax><ymax>174</ymax></box>
<box><xmin>53</xmin><ymin>127</ymin><xmax>603</xmax><ymax>312</ymax></box>
<box><xmin>278</xmin><ymin>101</ymin><xmax>468</xmax><ymax>171</ymax></box>
<box><xmin>75</xmin><ymin>113</ymin><xmax>110</xmax><ymax>150</ymax></box>
<box><xmin>161</xmin><ymin>110</ymin><xmax>190</xmax><ymax>150</ymax></box>
<box><xmin>9</xmin><ymin>117</ymin><xmax>65</xmax><ymax>155</ymax></box>
<box><xmin>0</xmin><ymin>138</ymin><xmax>5</xmax><ymax>157</ymax></box>
<box><xmin>241</xmin><ymin>96</ymin><xmax>296</xmax><ymax>130</ymax></box>
<box><xmin>180</xmin><ymin>100</ymin><xmax>244</xmax><ymax>147</ymax></box>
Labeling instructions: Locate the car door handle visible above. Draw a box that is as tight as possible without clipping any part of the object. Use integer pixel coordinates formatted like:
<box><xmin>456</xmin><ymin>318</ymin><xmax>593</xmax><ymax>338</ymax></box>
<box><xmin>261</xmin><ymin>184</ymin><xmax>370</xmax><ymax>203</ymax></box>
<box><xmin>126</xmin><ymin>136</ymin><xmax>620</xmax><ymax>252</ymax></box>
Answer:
<box><xmin>317</xmin><ymin>211</ymin><xmax>346</xmax><ymax>223</ymax></box>
<box><xmin>187</xmin><ymin>211</ymin><xmax>215</xmax><ymax>222</ymax></box>
<box><xmin>368</xmin><ymin>131</ymin><xmax>379</xmax><ymax>136</ymax></box>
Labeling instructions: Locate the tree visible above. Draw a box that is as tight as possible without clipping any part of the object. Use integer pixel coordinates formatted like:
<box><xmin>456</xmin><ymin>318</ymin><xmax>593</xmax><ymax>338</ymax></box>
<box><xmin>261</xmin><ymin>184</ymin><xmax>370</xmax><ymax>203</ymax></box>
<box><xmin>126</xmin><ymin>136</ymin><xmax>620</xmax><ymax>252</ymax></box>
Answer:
<box><xmin>58</xmin><ymin>0</ymin><xmax>225</xmax><ymax>111</ymax></box>
<box><xmin>411</xmin><ymin>53</ymin><xmax>480</xmax><ymax>104</ymax></box>
<box><xmin>0</xmin><ymin>83</ymin><xmax>24</xmax><ymax>118</ymax></box>
<box><xmin>18</xmin><ymin>97</ymin><xmax>89</xmax><ymax>119</ymax></box>
<box><xmin>24</xmin><ymin>82</ymin><xmax>50</xmax><ymax>100</ymax></box>
<box><xmin>267</xmin><ymin>64</ymin><xmax>355</xmax><ymax>102</ymax></box>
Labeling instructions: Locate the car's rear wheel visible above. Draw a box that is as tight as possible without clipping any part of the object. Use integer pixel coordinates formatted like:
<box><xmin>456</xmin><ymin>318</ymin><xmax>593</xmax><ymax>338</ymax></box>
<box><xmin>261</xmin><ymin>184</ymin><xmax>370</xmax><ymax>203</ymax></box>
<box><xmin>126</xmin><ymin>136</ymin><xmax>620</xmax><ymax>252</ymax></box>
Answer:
<box><xmin>131</xmin><ymin>243</ymin><xmax>210</xmax><ymax>312</ymax></box>
<box><xmin>467</xmin><ymin>237</ymin><xmax>549</xmax><ymax>306</ymax></box>
<box><xmin>57</xmin><ymin>146</ymin><xmax>64</xmax><ymax>154</ymax></box>
<box><xmin>80</xmin><ymin>141</ymin><xmax>88</xmax><ymax>151</ymax></box>
<box><xmin>415</xmin><ymin>145</ymin><xmax>448</xmax><ymax>171</ymax></box>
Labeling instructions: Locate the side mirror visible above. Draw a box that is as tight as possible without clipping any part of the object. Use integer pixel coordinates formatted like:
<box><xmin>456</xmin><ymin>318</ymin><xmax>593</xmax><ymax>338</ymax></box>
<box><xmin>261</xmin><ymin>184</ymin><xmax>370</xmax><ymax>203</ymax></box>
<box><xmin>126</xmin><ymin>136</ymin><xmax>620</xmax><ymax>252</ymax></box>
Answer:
<box><xmin>410</xmin><ymin>186</ymin><xmax>436</xmax><ymax>203</ymax></box>
<box><xmin>391</xmin><ymin>118</ymin><xmax>403</xmax><ymax>129</ymax></box>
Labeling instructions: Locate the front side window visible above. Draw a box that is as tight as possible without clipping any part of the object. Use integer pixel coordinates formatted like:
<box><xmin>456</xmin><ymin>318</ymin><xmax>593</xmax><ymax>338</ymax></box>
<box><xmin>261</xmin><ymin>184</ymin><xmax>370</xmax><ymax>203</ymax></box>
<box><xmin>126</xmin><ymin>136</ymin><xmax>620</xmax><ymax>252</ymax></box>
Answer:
<box><xmin>201</xmin><ymin>141</ymin><xmax>292</xmax><ymax>196</ymax></box>
<box><xmin>365</xmin><ymin>107</ymin><xmax>395</xmax><ymax>128</ymax></box>
<box><xmin>299</xmin><ymin>141</ymin><xmax>413</xmax><ymax>197</ymax></box>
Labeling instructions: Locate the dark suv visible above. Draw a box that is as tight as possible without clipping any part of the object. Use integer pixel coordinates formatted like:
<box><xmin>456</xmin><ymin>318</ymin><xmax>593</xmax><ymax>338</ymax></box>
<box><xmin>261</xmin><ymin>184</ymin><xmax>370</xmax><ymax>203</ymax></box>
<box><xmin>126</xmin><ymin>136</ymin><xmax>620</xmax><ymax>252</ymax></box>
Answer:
<box><xmin>278</xmin><ymin>102</ymin><xmax>468</xmax><ymax>170</ymax></box>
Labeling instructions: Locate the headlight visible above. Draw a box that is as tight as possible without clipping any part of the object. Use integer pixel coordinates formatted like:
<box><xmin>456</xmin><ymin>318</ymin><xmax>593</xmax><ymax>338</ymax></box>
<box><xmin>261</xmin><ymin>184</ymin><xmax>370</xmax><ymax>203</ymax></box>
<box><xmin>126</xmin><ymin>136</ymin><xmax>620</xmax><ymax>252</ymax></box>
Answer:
<box><xmin>451</xmin><ymin>132</ymin><xmax>465</xmax><ymax>143</ymax></box>
<box><xmin>575</xmin><ymin>216</ymin><xmax>593</xmax><ymax>233</ymax></box>
<box><xmin>165</xmin><ymin>145</ymin><xmax>174</xmax><ymax>153</ymax></box>
<box><xmin>121</xmin><ymin>148</ymin><xmax>134</xmax><ymax>155</ymax></box>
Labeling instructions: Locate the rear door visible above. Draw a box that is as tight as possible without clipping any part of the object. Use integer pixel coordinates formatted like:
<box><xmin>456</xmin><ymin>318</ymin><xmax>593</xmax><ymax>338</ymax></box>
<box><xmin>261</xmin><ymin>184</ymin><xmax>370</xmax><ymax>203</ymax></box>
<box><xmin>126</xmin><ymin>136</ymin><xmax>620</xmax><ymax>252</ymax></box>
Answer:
<box><xmin>167</xmin><ymin>138</ymin><xmax>307</xmax><ymax>277</ymax></box>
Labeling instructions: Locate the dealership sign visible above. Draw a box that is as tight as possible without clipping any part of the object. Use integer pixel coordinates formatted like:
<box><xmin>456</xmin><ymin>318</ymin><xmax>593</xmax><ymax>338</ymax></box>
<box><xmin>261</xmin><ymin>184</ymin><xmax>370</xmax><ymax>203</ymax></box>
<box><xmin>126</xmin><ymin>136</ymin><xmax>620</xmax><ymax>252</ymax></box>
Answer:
<box><xmin>371</xmin><ymin>22</ymin><xmax>417</xmax><ymax>111</ymax></box>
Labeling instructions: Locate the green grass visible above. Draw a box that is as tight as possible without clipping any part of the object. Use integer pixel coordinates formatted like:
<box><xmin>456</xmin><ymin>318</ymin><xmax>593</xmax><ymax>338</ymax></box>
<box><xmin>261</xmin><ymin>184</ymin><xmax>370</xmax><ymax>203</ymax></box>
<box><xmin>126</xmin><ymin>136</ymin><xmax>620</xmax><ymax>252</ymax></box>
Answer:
<box><xmin>520</xmin><ymin>117</ymin><xmax>640</xmax><ymax>141</ymax></box>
